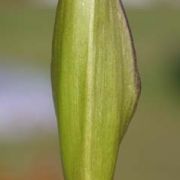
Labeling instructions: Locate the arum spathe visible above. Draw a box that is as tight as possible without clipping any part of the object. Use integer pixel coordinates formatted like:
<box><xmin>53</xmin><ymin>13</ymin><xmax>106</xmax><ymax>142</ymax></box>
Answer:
<box><xmin>51</xmin><ymin>0</ymin><xmax>141</xmax><ymax>180</ymax></box>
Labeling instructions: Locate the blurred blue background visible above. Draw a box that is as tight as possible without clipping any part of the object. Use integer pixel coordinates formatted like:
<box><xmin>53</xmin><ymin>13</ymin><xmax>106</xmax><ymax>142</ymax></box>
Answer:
<box><xmin>0</xmin><ymin>0</ymin><xmax>180</xmax><ymax>179</ymax></box>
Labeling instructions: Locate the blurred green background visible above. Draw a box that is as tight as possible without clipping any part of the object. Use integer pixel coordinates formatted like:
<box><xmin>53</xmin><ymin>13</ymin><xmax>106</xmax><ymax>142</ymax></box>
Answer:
<box><xmin>0</xmin><ymin>0</ymin><xmax>180</xmax><ymax>180</ymax></box>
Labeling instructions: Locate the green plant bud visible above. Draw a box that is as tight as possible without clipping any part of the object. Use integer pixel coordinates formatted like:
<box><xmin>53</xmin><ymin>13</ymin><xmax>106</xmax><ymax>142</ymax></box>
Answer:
<box><xmin>51</xmin><ymin>0</ymin><xmax>141</xmax><ymax>180</ymax></box>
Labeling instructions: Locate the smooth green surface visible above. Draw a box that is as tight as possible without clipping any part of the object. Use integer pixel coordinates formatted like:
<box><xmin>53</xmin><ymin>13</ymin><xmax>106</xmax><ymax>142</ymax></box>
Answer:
<box><xmin>0</xmin><ymin>6</ymin><xmax>180</xmax><ymax>180</ymax></box>
<box><xmin>51</xmin><ymin>1</ymin><xmax>140</xmax><ymax>179</ymax></box>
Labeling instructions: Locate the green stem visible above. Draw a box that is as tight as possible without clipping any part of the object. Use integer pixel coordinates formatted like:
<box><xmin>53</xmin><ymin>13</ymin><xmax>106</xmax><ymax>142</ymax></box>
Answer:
<box><xmin>51</xmin><ymin>0</ymin><xmax>141</xmax><ymax>180</ymax></box>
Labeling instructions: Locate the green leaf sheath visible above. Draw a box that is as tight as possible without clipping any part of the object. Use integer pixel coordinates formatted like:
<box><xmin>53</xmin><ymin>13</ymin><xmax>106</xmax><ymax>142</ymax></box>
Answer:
<box><xmin>51</xmin><ymin>0</ymin><xmax>141</xmax><ymax>180</ymax></box>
